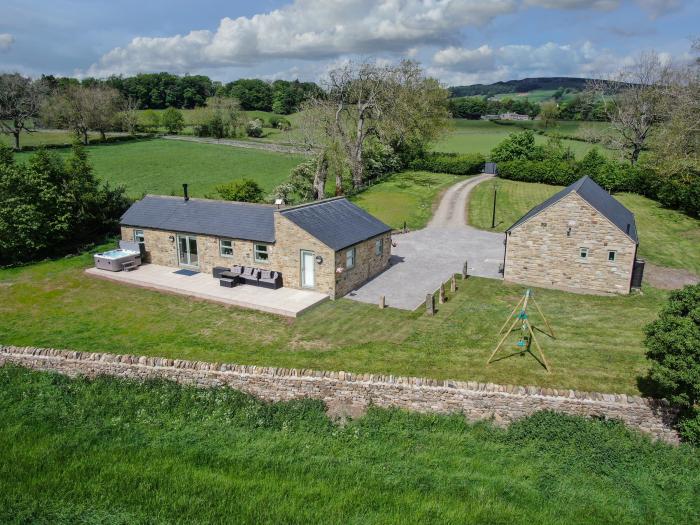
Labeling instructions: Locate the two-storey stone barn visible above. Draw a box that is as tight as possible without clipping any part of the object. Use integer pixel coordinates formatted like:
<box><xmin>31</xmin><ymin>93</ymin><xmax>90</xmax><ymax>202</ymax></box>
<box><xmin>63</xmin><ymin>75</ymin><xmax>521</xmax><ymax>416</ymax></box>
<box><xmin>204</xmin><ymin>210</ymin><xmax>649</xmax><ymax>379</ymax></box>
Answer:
<box><xmin>120</xmin><ymin>194</ymin><xmax>392</xmax><ymax>299</ymax></box>
<box><xmin>503</xmin><ymin>176</ymin><xmax>639</xmax><ymax>295</ymax></box>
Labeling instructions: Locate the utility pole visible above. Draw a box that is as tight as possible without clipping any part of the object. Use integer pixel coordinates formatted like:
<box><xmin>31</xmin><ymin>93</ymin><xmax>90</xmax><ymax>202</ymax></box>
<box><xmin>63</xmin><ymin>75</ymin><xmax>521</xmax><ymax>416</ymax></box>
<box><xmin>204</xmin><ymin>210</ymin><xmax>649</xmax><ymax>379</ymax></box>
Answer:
<box><xmin>491</xmin><ymin>183</ymin><xmax>498</xmax><ymax>229</ymax></box>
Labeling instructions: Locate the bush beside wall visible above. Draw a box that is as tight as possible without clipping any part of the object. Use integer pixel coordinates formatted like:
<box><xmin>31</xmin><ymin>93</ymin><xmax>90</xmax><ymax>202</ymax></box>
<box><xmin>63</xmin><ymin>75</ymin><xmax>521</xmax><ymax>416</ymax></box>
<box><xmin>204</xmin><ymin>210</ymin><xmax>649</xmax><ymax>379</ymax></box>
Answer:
<box><xmin>410</xmin><ymin>152</ymin><xmax>485</xmax><ymax>175</ymax></box>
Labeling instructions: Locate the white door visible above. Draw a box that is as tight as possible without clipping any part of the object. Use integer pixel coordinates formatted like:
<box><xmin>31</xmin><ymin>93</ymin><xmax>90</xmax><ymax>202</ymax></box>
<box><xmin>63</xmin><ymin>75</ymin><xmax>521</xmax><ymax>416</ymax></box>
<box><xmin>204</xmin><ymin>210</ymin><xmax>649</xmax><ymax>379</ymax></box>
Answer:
<box><xmin>300</xmin><ymin>250</ymin><xmax>315</xmax><ymax>288</ymax></box>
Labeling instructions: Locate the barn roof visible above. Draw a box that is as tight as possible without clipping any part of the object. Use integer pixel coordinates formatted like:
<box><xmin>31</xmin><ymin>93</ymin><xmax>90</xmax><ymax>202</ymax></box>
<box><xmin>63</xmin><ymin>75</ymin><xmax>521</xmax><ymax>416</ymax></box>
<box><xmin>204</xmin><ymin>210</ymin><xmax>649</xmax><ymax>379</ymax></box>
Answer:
<box><xmin>506</xmin><ymin>176</ymin><xmax>638</xmax><ymax>242</ymax></box>
<box><xmin>280</xmin><ymin>197</ymin><xmax>391</xmax><ymax>251</ymax></box>
<box><xmin>120</xmin><ymin>195</ymin><xmax>276</xmax><ymax>243</ymax></box>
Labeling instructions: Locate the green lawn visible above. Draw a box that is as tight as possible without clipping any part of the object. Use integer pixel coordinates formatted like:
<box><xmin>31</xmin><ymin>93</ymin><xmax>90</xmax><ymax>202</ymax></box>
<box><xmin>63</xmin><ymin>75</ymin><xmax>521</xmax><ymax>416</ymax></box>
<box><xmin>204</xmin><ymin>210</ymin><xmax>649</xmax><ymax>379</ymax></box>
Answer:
<box><xmin>0</xmin><ymin>245</ymin><xmax>671</xmax><ymax>395</ymax></box>
<box><xmin>14</xmin><ymin>138</ymin><xmax>304</xmax><ymax>198</ymax></box>
<box><xmin>0</xmin><ymin>130</ymin><xmax>125</xmax><ymax>148</ymax></box>
<box><xmin>351</xmin><ymin>171</ymin><xmax>460</xmax><ymax>230</ymax></box>
<box><xmin>469</xmin><ymin>179</ymin><xmax>700</xmax><ymax>275</ymax></box>
<box><xmin>2</xmin><ymin>366</ymin><xmax>698</xmax><ymax>524</ymax></box>
<box><xmin>433</xmin><ymin>119</ymin><xmax>610</xmax><ymax>158</ymax></box>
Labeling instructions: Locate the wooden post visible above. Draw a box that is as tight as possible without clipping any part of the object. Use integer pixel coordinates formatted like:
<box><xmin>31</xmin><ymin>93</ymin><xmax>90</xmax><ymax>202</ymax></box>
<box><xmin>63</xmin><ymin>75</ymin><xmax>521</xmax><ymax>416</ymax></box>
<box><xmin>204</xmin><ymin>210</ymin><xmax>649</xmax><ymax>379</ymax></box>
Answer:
<box><xmin>378</xmin><ymin>295</ymin><xmax>385</xmax><ymax>309</ymax></box>
<box><xmin>425</xmin><ymin>294</ymin><xmax>434</xmax><ymax>316</ymax></box>
<box><xmin>439</xmin><ymin>284</ymin><xmax>446</xmax><ymax>304</ymax></box>
<box><xmin>462</xmin><ymin>260</ymin><xmax>469</xmax><ymax>279</ymax></box>
<box><xmin>450</xmin><ymin>275</ymin><xmax>457</xmax><ymax>293</ymax></box>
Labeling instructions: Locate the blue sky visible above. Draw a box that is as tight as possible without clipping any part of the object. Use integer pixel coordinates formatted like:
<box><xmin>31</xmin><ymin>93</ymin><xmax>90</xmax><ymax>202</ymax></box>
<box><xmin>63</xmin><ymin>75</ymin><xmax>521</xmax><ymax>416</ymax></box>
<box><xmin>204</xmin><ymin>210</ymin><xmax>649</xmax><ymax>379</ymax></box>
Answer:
<box><xmin>0</xmin><ymin>0</ymin><xmax>697</xmax><ymax>85</ymax></box>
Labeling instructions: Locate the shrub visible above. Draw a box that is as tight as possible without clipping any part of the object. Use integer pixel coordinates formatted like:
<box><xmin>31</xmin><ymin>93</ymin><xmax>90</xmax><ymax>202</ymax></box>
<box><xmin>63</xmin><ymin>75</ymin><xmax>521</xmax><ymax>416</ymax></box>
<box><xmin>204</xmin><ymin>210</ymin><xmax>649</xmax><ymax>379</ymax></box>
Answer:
<box><xmin>161</xmin><ymin>107</ymin><xmax>185</xmax><ymax>134</ymax></box>
<box><xmin>645</xmin><ymin>284</ymin><xmax>700</xmax><ymax>444</ymax></box>
<box><xmin>0</xmin><ymin>143</ymin><xmax>129</xmax><ymax>265</ymax></box>
<box><xmin>268</xmin><ymin>115</ymin><xmax>291</xmax><ymax>130</ymax></box>
<box><xmin>363</xmin><ymin>140</ymin><xmax>402</xmax><ymax>183</ymax></box>
<box><xmin>245</xmin><ymin>119</ymin><xmax>263</xmax><ymax>138</ymax></box>
<box><xmin>490</xmin><ymin>130</ymin><xmax>545</xmax><ymax>162</ymax></box>
<box><xmin>410</xmin><ymin>152</ymin><xmax>485</xmax><ymax>175</ymax></box>
<box><xmin>216</xmin><ymin>179</ymin><xmax>265</xmax><ymax>203</ymax></box>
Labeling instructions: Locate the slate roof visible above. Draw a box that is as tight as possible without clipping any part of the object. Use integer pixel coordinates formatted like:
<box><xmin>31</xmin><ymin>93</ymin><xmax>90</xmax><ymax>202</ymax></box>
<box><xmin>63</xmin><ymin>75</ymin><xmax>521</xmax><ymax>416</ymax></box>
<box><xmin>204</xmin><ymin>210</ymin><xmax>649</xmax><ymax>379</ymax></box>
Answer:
<box><xmin>506</xmin><ymin>176</ymin><xmax>638</xmax><ymax>243</ymax></box>
<box><xmin>120</xmin><ymin>195</ymin><xmax>276</xmax><ymax>243</ymax></box>
<box><xmin>280</xmin><ymin>197</ymin><xmax>392</xmax><ymax>251</ymax></box>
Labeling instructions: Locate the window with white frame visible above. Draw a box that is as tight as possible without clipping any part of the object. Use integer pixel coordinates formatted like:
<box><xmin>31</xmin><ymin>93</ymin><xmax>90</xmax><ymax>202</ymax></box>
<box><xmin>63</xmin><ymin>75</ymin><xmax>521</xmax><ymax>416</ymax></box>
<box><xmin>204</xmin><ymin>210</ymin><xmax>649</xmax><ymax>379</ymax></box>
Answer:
<box><xmin>579</xmin><ymin>247</ymin><xmax>589</xmax><ymax>259</ymax></box>
<box><xmin>375</xmin><ymin>238</ymin><xmax>383</xmax><ymax>256</ymax></box>
<box><xmin>346</xmin><ymin>247</ymin><xmax>356</xmax><ymax>269</ymax></box>
<box><xmin>254</xmin><ymin>244</ymin><xmax>269</xmax><ymax>263</ymax></box>
<box><xmin>219</xmin><ymin>239</ymin><xmax>234</xmax><ymax>257</ymax></box>
<box><xmin>133</xmin><ymin>229</ymin><xmax>145</xmax><ymax>244</ymax></box>
<box><xmin>608</xmin><ymin>250</ymin><xmax>616</xmax><ymax>262</ymax></box>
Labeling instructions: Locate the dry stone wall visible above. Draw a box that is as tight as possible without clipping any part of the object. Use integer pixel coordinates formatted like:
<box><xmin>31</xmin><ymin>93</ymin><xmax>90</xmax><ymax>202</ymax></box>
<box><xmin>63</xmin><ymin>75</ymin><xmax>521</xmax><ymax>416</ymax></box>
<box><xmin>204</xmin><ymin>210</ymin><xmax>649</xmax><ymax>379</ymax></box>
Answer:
<box><xmin>0</xmin><ymin>345</ymin><xmax>679</xmax><ymax>444</ymax></box>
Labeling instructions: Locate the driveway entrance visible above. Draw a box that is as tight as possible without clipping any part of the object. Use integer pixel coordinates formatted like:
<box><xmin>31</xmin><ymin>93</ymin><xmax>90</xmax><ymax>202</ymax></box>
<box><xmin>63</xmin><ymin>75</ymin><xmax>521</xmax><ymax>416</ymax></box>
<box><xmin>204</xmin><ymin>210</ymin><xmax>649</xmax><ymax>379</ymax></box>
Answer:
<box><xmin>347</xmin><ymin>174</ymin><xmax>504</xmax><ymax>310</ymax></box>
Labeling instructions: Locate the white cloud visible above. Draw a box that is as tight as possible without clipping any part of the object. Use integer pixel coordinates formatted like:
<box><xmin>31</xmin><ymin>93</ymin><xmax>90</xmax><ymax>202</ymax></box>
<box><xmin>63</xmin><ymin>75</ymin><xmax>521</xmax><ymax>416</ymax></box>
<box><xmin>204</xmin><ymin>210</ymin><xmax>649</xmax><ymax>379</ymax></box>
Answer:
<box><xmin>85</xmin><ymin>0</ymin><xmax>518</xmax><ymax>76</ymax></box>
<box><xmin>0</xmin><ymin>33</ymin><xmax>14</xmax><ymax>52</ymax></box>
<box><xmin>430</xmin><ymin>41</ymin><xmax>634</xmax><ymax>84</ymax></box>
<box><xmin>524</xmin><ymin>0</ymin><xmax>620</xmax><ymax>9</ymax></box>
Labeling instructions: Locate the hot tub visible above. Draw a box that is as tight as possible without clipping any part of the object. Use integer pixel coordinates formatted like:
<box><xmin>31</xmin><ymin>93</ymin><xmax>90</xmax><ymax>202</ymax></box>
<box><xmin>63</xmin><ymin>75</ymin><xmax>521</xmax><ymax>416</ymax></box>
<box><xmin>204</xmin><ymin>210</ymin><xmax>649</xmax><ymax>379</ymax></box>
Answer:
<box><xmin>94</xmin><ymin>247</ymin><xmax>141</xmax><ymax>272</ymax></box>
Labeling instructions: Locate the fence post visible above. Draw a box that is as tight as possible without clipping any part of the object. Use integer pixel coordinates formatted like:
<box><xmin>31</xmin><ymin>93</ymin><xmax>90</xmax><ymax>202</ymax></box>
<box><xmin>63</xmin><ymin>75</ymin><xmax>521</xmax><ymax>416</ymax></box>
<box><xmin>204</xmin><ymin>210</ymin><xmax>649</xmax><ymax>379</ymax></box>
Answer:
<box><xmin>425</xmin><ymin>293</ymin><xmax>434</xmax><ymax>316</ymax></box>
<box><xmin>439</xmin><ymin>284</ymin><xmax>446</xmax><ymax>304</ymax></box>
<box><xmin>462</xmin><ymin>260</ymin><xmax>469</xmax><ymax>279</ymax></box>
<box><xmin>378</xmin><ymin>295</ymin><xmax>385</xmax><ymax>309</ymax></box>
<box><xmin>451</xmin><ymin>275</ymin><xmax>457</xmax><ymax>293</ymax></box>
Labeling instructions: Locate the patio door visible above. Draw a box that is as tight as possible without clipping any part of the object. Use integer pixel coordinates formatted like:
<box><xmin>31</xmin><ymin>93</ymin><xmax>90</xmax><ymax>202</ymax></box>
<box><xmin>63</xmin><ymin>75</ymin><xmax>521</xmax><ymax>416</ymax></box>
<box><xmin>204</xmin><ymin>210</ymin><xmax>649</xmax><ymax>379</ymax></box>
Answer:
<box><xmin>300</xmin><ymin>250</ymin><xmax>315</xmax><ymax>288</ymax></box>
<box><xmin>177</xmin><ymin>235</ymin><xmax>198</xmax><ymax>267</ymax></box>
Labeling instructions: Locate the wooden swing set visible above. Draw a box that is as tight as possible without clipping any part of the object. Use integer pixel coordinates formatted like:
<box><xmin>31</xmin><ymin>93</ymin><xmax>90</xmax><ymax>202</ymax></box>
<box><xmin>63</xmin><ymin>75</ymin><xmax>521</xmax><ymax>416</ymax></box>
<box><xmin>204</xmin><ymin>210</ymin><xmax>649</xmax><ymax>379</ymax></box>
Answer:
<box><xmin>486</xmin><ymin>288</ymin><xmax>555</xmax><ymax>372</ymax></box>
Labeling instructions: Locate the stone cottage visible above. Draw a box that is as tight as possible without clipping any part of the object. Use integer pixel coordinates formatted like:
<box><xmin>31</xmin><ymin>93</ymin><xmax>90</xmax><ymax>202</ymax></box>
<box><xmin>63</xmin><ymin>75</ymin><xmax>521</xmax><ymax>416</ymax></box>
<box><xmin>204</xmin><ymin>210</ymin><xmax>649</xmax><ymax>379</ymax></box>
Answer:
<box><xmin>119</xmin><ymin>194</ymin><xmax>392</xmax><ymax>299</ymax></box>
<box><xmin>503</xmin><ymin>176</ymin><xmax>640</xmax><ymax>295</ymax></box>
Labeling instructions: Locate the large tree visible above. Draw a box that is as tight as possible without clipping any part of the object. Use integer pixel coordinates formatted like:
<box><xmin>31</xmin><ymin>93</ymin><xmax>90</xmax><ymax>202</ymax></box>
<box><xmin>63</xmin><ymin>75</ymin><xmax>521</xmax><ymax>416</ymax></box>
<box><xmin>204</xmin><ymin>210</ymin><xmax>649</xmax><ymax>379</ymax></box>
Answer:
<box><xmin>301</xmin><ymin>60</ymin><xmax>450</xmax><ymax>193</ymax></box>
<box><xmin>42</xmin><ymin>84</ymin><xmax>123</xmax><ymax>144</ymax></box>
<box><xmin>587</xmin><ymin>53</ymin><xmax>668</xmax><ymax>164</ymax></box>
<box><xmin>0</xmin><ymin>73</ymin><xmax>46</xmax><ymax>149</ymax></box>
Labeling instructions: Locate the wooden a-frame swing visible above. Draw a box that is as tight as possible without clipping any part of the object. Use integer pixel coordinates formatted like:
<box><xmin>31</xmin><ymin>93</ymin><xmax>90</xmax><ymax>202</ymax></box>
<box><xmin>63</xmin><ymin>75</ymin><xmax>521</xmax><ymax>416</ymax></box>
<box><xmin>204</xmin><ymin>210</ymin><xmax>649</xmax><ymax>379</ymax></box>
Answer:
<box><xmin>486</xmin><ymin>288</ymin><xmax>555</xmax><ymax>372</ymax></box>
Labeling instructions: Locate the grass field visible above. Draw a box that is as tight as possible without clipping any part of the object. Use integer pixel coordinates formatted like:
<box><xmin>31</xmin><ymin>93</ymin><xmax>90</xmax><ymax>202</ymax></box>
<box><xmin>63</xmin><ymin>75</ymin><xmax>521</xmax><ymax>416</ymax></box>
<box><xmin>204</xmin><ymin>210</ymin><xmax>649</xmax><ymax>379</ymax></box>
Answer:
<box><xmin>468</xmin><ymin>179</ymin><xmax>700</xmax><ymax>275</ymax></box>
<box><xmin>2</xmin><ymin>365</ymin><xmax>698</xmax><ymax>524</ymax></box>
<box><xmin>0</xmin><ymin>244</ymin><xmax>671</xmax><ymax>395</ymax></box>
<box><xmin>491</xmin><ymin>89</ymin><xmax>579</xmax><ymax>103</ymax></box>
<box><xmin>350</xmin><ymin>171</ymin><xmax>460</xmax><ymax>230</ymax></box>
<box><xmin>433</xmin><ymin>120</ymin><xmax>610</xmax><ymax>158</ymax></box>
<box><xmin>0</xmin><ymin>130</ymin><xmax>126</xmax><ymax>148</ymax></box>
<box><xmin>14</xmin><ymin>139</ymin><xmax>304</xmax><ymax>198</ymax></box>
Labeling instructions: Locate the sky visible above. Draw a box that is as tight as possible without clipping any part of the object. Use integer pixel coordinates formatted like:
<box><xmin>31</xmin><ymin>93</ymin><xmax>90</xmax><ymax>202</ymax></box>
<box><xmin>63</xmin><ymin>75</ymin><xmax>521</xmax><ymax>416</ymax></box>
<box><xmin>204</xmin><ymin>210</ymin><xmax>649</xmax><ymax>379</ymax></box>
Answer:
<box><xmin>0</xmin><ymin>0</ymin><xmax>697</xmax><ymax>86</ymax></box>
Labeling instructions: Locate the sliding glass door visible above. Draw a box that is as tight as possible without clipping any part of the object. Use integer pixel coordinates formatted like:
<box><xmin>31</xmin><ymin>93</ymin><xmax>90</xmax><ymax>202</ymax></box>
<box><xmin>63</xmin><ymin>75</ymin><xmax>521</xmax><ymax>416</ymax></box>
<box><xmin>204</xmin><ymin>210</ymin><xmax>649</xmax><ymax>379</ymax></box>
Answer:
<box><xmin>177</xmin><ymin>235</ymin><xmax>198</xmax><ymax>267</ymax></box>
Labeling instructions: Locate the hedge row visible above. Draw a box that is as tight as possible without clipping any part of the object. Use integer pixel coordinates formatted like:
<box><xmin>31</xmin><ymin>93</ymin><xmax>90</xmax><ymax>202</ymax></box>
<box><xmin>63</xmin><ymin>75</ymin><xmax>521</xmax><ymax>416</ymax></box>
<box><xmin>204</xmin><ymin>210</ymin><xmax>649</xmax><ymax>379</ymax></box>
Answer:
<box><xmin>16</xmin><ymin>134</ymin><xmax>152</xmax><ymax>152</ymax></box>
<box><xmin>410</xmin><ymin>152</ymin><xmax>485</xmax><ymax>175</ymax></box>
<box><xmin>497</xmin><ymin>159</ymin><xmax>700</xmax><ymax>217</ymax></box>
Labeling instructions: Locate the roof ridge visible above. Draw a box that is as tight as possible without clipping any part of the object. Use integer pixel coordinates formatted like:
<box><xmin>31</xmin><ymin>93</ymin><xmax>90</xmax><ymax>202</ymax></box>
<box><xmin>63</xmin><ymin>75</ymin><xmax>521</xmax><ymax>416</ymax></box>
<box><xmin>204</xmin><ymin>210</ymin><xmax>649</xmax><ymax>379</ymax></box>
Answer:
<box><xmin>143</xmin><ymin>194</ymin><xmax>274</xmax><ymax>208</ymax></box>
<box><xmin>279</xmin><ymin>196</ymin><xmax>346</xmax><ymax>213</ymax></box>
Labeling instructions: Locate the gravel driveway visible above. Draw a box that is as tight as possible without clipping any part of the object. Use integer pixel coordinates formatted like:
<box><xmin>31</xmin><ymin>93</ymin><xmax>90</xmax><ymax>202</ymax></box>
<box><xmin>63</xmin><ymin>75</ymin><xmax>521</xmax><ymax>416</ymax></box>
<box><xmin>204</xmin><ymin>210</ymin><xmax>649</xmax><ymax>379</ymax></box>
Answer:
<box><xmin>347</xmin><ymin>174</ymin><xmax>505</xmax><ymax>310</ymax></box>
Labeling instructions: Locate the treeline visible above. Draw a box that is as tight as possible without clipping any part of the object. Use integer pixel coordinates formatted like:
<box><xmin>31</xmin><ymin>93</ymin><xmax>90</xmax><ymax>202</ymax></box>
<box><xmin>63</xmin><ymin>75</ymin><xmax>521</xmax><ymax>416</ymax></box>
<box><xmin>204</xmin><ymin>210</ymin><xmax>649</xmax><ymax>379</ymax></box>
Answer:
<box><xmin>40</xmin><ymin>73</ymin><xmax>321</xmax><ymax>114</ymax></box>
<box><xmin>448</xmin><ymin>96</ymin><xmax>540</xmax><ymax>119</ymax></box>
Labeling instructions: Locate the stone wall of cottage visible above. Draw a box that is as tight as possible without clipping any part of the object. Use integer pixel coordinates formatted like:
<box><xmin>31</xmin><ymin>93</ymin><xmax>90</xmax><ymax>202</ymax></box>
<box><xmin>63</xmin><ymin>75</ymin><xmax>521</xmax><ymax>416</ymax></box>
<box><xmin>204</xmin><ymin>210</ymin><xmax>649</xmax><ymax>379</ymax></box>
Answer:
<box><xmin>0</xmin><ymin>345</ymin><xmax>679</xmax><ymax>444</ymax></box>
<box><xmin>503</xmin><ymin>193</ymin><xmax>637</xmax><ymax>294</ymax></box>
<box><xmin>334</xmin><ymin>232</ymin><xmax>392</xmax><ymax>298</ymax></box>
<box><xmin>272</xmin><ymin>214</ymin><xmax>337</xmax><ymax>296</ymax></box>
<box><xmin>121</xmin><ymin>226</ymin><xmax>275</xmax><ymax>277</ymax></box>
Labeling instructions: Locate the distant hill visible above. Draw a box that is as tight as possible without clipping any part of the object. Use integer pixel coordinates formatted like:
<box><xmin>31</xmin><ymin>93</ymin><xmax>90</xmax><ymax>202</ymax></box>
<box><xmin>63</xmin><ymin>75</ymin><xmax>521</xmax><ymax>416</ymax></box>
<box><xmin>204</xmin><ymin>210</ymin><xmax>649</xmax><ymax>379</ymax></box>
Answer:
<box><xmin>449</xmin><ymin>77</ymin><xmax>592</xmax><ymax>98</ymax></box>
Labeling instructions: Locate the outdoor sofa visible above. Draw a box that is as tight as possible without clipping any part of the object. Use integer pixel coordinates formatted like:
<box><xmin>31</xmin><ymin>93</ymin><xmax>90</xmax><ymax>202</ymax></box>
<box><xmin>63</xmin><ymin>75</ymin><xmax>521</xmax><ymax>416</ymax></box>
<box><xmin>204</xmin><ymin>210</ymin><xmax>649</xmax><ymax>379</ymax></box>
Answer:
<box><xmin>212</xmin><ymin>265</ymin><xmax>283</xmax><ymax>290</ymax></box>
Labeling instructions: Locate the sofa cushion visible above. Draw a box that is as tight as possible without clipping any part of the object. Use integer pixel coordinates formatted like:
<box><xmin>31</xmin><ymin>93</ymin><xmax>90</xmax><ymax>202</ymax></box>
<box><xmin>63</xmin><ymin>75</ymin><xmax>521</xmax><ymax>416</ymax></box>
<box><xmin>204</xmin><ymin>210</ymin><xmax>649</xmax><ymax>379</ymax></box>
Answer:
<box><xmin>231</xmin><ymin>265</ymin><xmax>244</xmax><ymax>275</ymax></box>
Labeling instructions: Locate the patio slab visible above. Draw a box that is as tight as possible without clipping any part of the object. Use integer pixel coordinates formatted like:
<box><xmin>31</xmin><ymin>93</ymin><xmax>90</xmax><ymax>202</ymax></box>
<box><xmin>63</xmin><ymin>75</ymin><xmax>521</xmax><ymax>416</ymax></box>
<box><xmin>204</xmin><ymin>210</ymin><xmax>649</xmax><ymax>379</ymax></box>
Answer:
<box><xmin>86</xmin><ymin>264</ymin><xmax>328</xmax><ymax>317</ymax></box>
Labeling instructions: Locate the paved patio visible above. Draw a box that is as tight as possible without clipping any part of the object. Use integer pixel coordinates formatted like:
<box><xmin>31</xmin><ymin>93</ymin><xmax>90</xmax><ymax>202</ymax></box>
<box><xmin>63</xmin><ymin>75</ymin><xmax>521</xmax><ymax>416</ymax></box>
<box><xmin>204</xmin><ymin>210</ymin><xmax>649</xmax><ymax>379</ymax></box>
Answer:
<box><xmin>86</xmin><ymin>264</ymin><xmax>328</xmax><ymax>317</ymax></box>
<box><xmin>347</xmin><ymin>174</ymin><xmax>505</xmax><ymax>310</ymax></box>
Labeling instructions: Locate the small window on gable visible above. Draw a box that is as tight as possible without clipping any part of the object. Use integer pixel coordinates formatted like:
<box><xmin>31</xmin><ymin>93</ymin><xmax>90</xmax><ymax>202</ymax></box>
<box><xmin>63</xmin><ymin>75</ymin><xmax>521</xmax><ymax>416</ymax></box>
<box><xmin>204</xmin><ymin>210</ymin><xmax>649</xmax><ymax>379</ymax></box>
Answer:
<box><xmin>133</xmin><ymin>229</ymin><xmax>145</xmax><ymax>244</ymax></box>
<box><xmin>375</xmin><ymin>238</ymin><xmax>383</xmax><ymax>256</ymax></box>
<box><xmin>346</xmin><ymin>247</ymin><xmax>356</xmax><ymax>269</ymax></box>
<box><xmin>608</xmin><ymin>250</ymin><xmax>616</xmax><ymax>262</ymax></box>
<box><xmin>220</xmin><ymin>239</ymin><xmax>234</xmax><ymax>258</ymax></box>
<box><xmin>254</xmin><ymin>244</ymin><xmax>269</xmax><ymax>263</ymax></box>
<box><xmin>580</xmin><ymin>247</ymin><xmax>589</xmax><ymax>259</ymax></box>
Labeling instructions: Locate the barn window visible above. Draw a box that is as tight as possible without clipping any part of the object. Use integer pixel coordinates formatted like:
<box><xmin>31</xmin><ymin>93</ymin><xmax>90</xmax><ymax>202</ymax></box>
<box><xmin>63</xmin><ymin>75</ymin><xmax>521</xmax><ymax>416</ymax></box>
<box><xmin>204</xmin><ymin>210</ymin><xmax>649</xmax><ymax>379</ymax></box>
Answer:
<box><xmin>579</xmin><ymin>247</ymin><xmax>589</xmax><ymax>259</ymax></box>
<box><xmin>608</xmin><ymin>250</ymin><xmax>616</xmax><ymax>262</ymax></box>
<box><xmin>346</xmin><ymin>247</ymin><xmax>356</xmax><ymax>269</ymax></box>
<box><xmin>219</xmin><ymin>239</ymin><xmax>234</xmax><ymax>258</ymax></box>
